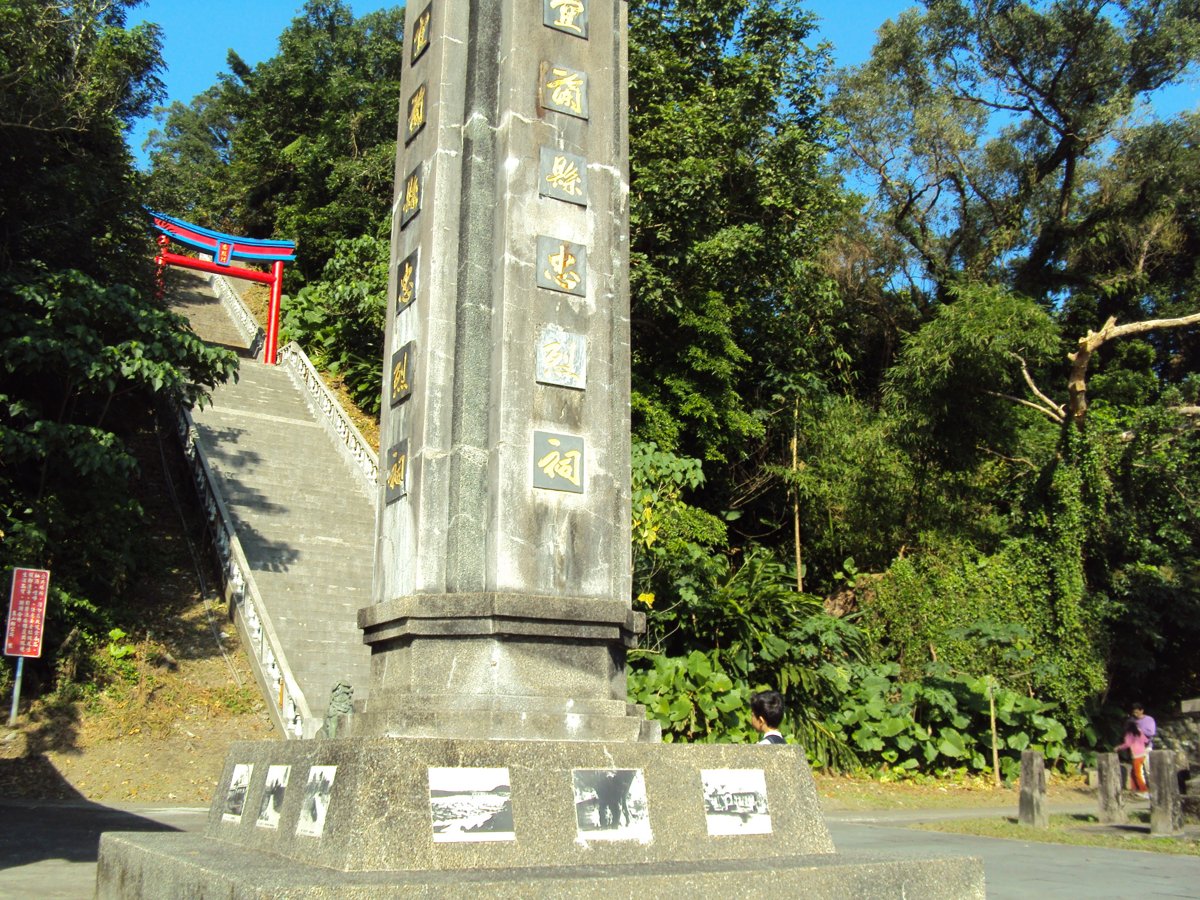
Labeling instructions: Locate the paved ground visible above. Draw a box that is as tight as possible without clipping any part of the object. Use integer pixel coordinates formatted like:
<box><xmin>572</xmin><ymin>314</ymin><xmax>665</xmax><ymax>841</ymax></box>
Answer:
<box><xmin>2</xmin><ymin>799</ymin><xmax>1197</xmax><ymax>898</ymax></box>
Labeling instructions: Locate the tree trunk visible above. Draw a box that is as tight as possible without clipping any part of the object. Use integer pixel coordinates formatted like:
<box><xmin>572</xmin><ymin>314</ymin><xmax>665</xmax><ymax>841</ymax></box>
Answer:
<box><xmin>791</xmin><ymin>398</ymin><xmax>803</xmax><ymax>593</ymax></box>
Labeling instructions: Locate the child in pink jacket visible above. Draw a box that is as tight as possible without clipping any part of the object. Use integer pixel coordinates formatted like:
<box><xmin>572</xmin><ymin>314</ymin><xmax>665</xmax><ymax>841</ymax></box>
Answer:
<box><xmin>1115</xmin><ymin>719</ymin><xmax>1149</xmax><ymax>796</ymax></box>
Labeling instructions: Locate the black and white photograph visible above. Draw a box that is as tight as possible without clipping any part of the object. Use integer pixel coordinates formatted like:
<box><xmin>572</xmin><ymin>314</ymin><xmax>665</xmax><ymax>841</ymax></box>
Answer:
<box><xmin>572</xmin><ymin>768</ymin><xmax>652</xmax><ymax>843</ymax></box>
<box><xmin>700</xmin><ymin>768</ymin><xmax>772</xmax><ymax>836</ymax></box>
<box><xmin>255</xmin><ymin>764</ymin><xmax>291</xmax><ymax>830</ymax></box>
<box><xmin>428</xmin><ymin>767</ymin><xmax>515</xmax><ymax>843</ymax></box>
<box><xmin>222</xmin><ymin>763</ymin><xmax>253</xmax><ymax>823</ymax></box>
<box><xmin>295</xmin><ymin>765</ymin><xmax>337</xmax><ymax>838</ymax></box>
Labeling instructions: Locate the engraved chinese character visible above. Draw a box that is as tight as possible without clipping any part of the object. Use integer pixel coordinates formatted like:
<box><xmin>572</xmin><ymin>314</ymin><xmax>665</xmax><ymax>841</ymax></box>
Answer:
<box><xmin>538</xmin><ymin>438</ymin><xmax>582</xmax><ymax>487</ymax></box>
<box><xmin>546</xmin><ymin>242</ymin><xmax>580</xmax><ymax>292</ymax></box>
<box><xmin>536</xmin><ymin>324</ymin><xmax>587</xmax><ymax>389</ymax></box>
<box><xmin>393</xmin><ymin>354</ymin><xmax>409</xmax><ymax>395</ymax></box>
<box><xmin>387</xmin><ymin>454</ymin><xmax>406</xmax><ymax>489</ymax></box>
<box><xmin>401</xmin><ymin>165</ymin><xmax>422</xmax><ymax>227</ymax></box>
<box><xmin>391</xmin><ymin>342</ymin><xmax>414</xmax><ymax>406</ymax></box>
<box><xmin>547</xmin><ymin>68</ymin><xmax>585</xmax><ymax>114</ymax></box>
<box><xmin>549</xmin><ymin>0</ymin><xmax>585</xmax><ymax>33</ymax></box>
<box><xmin>411</xmin><ymin>5</ymin><xmax>432</xmax><ymax>64</ymax></box>
<box><xmin>403</xmin><ymin>175</ymin><xmax>420</xmax><ymax>215</ymax></box>
<box><xmin>385</xmin><ymin>441</ymin><xmax>409</xmax><ymax>503</ymax></box>
<box><xmin>546</xmin><ymin>154</ymin><xmax>583</xmax><ymax>197</ymax></box>
<box><xmin>539</xmin><ymin>147</ymin><xmax>588</xmax><ymax>206</ymax></box>
<box><xmin>406</xmin><ymin>83</ymin><xmax>427</xmax><ymax>142</ymax></box>
<box><xmin>398</xmin><ymin>256</ymin><xmax>416</xmax><ymax>310</ymax></box>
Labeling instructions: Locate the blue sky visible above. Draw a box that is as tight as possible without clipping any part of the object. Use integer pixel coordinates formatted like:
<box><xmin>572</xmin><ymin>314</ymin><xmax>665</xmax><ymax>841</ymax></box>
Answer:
<box><xmin>127</xmin><ymin>0</ymin><xmax>1197</xmax><ymax>166</ymax></box>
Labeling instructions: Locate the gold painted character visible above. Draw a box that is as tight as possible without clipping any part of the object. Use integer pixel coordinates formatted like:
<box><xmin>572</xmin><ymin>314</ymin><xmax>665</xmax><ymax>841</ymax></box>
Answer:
<box><xmin>403</xmin><ymin>174</ymin><xmax>421</xmax><ymax>215</ymax></box>
<box><xmin>408</xmin><ymin>84</ymin><xmax>426</xmax><ymax>135</ymax></box>
<box><xmin>392</xmin><ymin>353</ymin><xmax>409</xmax><ymax>396</ymax></box>
<box><xmin>546</xmin><ymin>68</ymin><xmax>585</xmax><ymax>115</ymax></box>
<box><xmin>538</xmin><ymin>439</ymin><xmax>582</xmax><ymax>487</ymax></box>
<box><xmin>545</xmin><ymin>242</ymin><xmax>581</xmax><ymax>292</ymax></box>
<box><xmin>387</xmin><ymin>453</ymin><xmax>407</xmax><ymax>489</ymax></box>
<box><xmin>413</xmin><ymin>10</ymin><xmax>431</xmax><ymax>57</ymax></box>
<box><xmin>550</xmin><ymin>0</ymin><xmax>585</xmax><ymax>33</ymax></box>
<box><xmin>399</xmin><ymin>261</ymin><xmax>415</xmax><ymax>306</ymax></box>
<box><xmin>546</xmin><ymin>154</ymin><xmax>584</xmax><ymax>196</ymax></box>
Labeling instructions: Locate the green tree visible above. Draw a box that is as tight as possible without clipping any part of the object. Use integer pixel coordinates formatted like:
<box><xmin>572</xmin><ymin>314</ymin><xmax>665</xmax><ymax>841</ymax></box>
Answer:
<box><xmin>217</xmin><ymin>0</ymin><xmax>404</xmax><ymax>280</ymax></box>
<box><xmin>143</xmin><ymin>86</ymin><xmax>236</xmax><ymax>227</ymax></box>
<box><xmin>0</xmin><ymin>0</ymin><xmax>164</xmax><ymax>282</ymax></box>
<box><xmin>834</xmin><ymin>0</ymin><xmax>1200</xmax><ymax>305</ymax></box>
<box><xmin>144</xmin><ymin>1</ymin><xmax>404</xmax><ymax>281</ymax></box>
<box><xmin>0</xmin><ymin>1</ymin><xmax>238</xmax><ymax>687</ymax></box>
<box><xmin>628</xmin><ymin>0</ymin><xmax>842</xmax><ymax>465</ymax></box>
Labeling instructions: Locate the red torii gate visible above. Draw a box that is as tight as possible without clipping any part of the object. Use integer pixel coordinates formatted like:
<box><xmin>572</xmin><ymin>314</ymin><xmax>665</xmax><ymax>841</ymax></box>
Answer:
<box><xmin>149</xmin><ymin>210</ymin><xmax>297</xmax><ymax>365</ymax></box>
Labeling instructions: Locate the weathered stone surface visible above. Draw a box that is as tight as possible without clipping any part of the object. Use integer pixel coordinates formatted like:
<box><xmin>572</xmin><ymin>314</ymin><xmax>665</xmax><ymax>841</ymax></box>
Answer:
<box><xmin>1018</xmin><ymin>749</ymin><xmax>1048</xmax><ymax>827</ymax></box>
<box><xmin>96</xmin><ymin>738</ymin><xmax>985</xmax><ymax>899</ymax></box>
<box><xmin>97</xmin><ymin>834</ymin><xmax>985</xmax><ymax>899</ymax></box>
<box><xmin>375</xmin><ymin>0</ymin><xmax>633</xmax><ymax>607</ymax></box>
<box><xmin>1149</xmin><ymin>749</ymin><xmax>1184</xmax><ymax>835</ymax></box>
<box><xmin>352</xmin><ymin>592</ymin><xmax>651</xmax><ymax>740</ymax></box>
<box><xmin>198</xmin><ymin>739</ymin><xmax>833</xmax><ymax>872</ymax></box>
<box><xmin>365</xmin><ymin>0</ymin><xmax>648</xmax><ymax>744</ymax></box>
<box><xmin>1096</xmin><ymin>752</ymin><xmax>1127</xmax><ymax>824</ymax></box>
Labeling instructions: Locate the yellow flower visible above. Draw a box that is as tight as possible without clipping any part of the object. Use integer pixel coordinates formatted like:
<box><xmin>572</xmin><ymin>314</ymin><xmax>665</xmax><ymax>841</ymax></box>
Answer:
<box><xmin>637</xmin><ymin>592</ymin><xmax>655</xmax><ymax>607</ymax></box>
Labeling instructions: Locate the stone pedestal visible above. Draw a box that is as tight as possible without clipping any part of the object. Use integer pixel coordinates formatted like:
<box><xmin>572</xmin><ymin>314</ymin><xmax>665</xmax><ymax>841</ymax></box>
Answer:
<box><xmin>1096</xmin><ymin>752</ymin><xmax>1127</xmax><ymax>824</ymax></box>
<box><xmin>1018</xmin><ymin>749</ymin><xmax>1047</xmax><ymax>827</ymax></box>
<box><xmin>346</xmin><ymin>594</ymin><xmax>658</xmax><ymax>742</ymax></box>
<box><xmin>97</xmin><ymin>739</ymin><xmax>984</xmax><ymax>898</ymax></box>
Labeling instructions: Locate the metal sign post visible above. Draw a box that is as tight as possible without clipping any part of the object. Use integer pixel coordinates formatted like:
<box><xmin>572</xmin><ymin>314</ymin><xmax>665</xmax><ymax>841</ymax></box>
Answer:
<box><xmin>5</xmin><ymin>567</ymin><xmax>50</xmax><ymax>725</ymax></box>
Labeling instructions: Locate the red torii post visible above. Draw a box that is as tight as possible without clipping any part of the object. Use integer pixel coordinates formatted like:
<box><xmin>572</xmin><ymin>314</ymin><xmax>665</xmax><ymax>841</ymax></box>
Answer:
<box><xmin>148</xmin><ymin>210</ymin><xmax>297</xmax><ymax>365</ymax></box>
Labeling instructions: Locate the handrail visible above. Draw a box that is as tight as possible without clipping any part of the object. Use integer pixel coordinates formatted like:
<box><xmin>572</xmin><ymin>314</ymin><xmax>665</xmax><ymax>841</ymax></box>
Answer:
<box><xmin>278</xmin><ymin>341</ymin><xmax>379</xmax><ymax>500</ymax></box>
<box><xmin>207</xmin><ymin>270</ymin><xmax>266</xmax><ymax>360</ymax></box>
<box><xmin>168</xmin><ymin>401</ymin><xmax>313</xmax><ymax>738</ymax></box>
<box><xmin>209</xmin><ymin>273</ymin><xmax>378</xmax><ymax>501</ymax></box>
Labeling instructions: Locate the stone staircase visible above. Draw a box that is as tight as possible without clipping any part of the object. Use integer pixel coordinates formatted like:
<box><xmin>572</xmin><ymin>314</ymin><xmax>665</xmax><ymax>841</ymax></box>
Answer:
<box><xmin>167</xmin><ymin>270</ymin><xmax>375</xmax><ymax>736</ymax></box>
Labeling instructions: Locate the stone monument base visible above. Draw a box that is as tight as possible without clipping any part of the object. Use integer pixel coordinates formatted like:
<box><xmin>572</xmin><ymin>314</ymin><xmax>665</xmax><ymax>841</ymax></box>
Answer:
<box><xmin>96</xmin><ymin>738</ymin><xmax>984</xmax><ymax>898</ymax></box>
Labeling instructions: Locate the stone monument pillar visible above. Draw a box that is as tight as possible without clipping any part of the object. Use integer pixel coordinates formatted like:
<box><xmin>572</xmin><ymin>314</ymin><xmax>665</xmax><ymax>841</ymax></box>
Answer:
<box><xmin>1149</xmin><ymin>749</ymin><xmax>1184</xmax><ymax>835</ymax></box>
<box><xmin>1018</xmin><ymin>749</ymin><xmax>1048</xmax><ymax>827</ymax></box>
<box><xmin>1096</xmin><ymin>752</ymin><xmax>1127</xmax><ymax>824</ymax></box>
<box><xmin>350</xmin><ymin>0</ymin><xmax>652</xmax><ymax>743</ymax></box>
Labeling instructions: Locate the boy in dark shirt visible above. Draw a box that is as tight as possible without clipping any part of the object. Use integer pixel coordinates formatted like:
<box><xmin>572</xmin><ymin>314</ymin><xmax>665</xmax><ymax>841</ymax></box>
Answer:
<box><xmin>750</xmin><ymin>690</ymin><xmax>786</xmax><ymax>744</ymax></box>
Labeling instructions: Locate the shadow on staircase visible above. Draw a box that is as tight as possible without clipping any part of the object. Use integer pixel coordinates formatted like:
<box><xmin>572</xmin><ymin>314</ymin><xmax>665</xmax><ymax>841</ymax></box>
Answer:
<box><xmin>166</xmin><ymin>269</ymin><xmax>376</xmax><ymax>738</ymax></box>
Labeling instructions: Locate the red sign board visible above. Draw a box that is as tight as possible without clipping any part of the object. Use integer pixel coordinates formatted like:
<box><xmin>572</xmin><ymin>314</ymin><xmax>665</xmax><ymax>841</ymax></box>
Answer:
<box><xmin>5</xmin><ymin>568</ymin><xmax>50</xmax><ymax>658</ymax></box>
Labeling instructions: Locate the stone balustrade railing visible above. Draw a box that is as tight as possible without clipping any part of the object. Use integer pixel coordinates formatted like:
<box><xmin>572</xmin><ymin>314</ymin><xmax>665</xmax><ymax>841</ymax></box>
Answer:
<box><xmin>209</xmin><ymin>273</ymin><xmax>378</xmax><ymax>500</ymax></box>
<box><xmin>167</xmin><ymin>401</ymin><xmax>312</xmax><ymax>738</ymax></box>
<box><xmin>278</xmin><ymin>341</ymin><xmax>378</xmax><ymax>500</ymax></box>
<box><xmin>207</xmin><ymin>270</ymin><xmax>265</xmax><ymax>360</ymax></box>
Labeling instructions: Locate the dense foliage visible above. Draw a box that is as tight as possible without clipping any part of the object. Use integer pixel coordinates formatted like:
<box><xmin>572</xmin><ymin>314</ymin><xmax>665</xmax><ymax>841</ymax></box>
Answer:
<box><xmin>123</xmin><ymin>0</ymin><xmax>1200</xmax><ymax>775</ymax></box>
<box><xmin>0</xmin><ymin>0</ymin><xmax>236</xmax><ymax>692</ymax></box>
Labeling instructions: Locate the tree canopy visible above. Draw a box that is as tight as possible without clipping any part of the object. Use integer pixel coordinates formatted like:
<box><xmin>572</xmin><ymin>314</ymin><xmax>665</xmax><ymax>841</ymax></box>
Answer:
<box><xmin>0</xmin><ymin>0</ymin><xmax>236</xmax><ymax>681</ymax></box>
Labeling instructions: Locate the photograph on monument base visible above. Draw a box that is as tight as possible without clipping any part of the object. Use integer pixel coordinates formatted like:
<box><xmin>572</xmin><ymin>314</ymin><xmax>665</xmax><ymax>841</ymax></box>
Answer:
<box><xmin>296</xmin><ymin>765</ymin><xmax>337</xmax><ymax>838</ymax></box>
<box><xmin>428</xmin><ymin>767</ymin><xmax>515</xmax><ymax>843</ymax></box>
<box><xmin>572</xmin><ymin>768</ymin><xmax>652</xmax><ymax>843</ymax></box>
<box><xmin>256</xmin><ymin>764</ymin><xmax>291</xmax><ymax>830</ymax></box>
<box><xmin>222</xmin><ymin>763</ymin><xmax>253</xmax><ymax>823</ymax></box>
<box><xmin>701</xmin><ymin>768</ymin><xmax>773</xmax><ymax>836</ymax></box>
